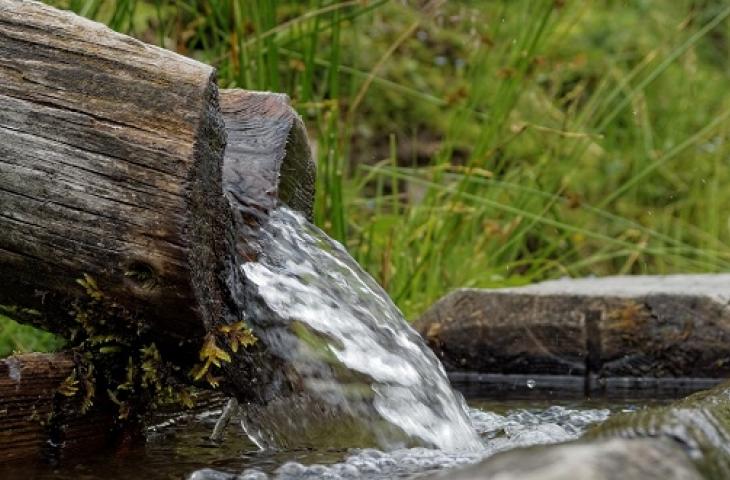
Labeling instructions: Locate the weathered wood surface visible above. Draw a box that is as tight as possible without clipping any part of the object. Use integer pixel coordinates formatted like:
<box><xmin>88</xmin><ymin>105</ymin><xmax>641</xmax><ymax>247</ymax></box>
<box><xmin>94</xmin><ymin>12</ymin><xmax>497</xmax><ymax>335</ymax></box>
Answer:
<box><xmin>0</xmin><ymin>0</ymin><xmax>229</xmax><ymax>351</ymax></box>
<box><xmin>0</xmin><ymin>352</ymin><xmax>230</xmax><ymax>464</ymax></box>
<box><xmin>0</xmin><ymin>0</ymin><xmax>317</xmax><ymax>463</ymax></box>
<box><xmin>217</xmin><ymin>88</ymin><xmax>316</xmax><ymax>404</ymax></box>
<box><xmin>0</xmin><ymin>353</ymin><xmax>120</xmax><ymax>464</ymax></box>
<box><xmin>0</xmin><ymin>1</ymin><xmax>315</xmax><ymax>359</ymax></box>
<box><xmin>415</xmin><ymin>275</ymin><xmax>730</xmax><ymax>383</ymax></box>
<box><xmin>221</xmin><ymin>89</ymin><xmax>315</xmax><ymax>226</ymax></box>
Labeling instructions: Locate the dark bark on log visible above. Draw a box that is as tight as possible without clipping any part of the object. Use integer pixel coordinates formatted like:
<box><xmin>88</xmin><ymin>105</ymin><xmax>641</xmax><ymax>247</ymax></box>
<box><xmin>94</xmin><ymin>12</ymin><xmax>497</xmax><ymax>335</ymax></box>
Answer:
<box><xmin>0</xmin><ymin>352</ymin><xmax>229</xmax><ymax>464</ymax></box>
<box><xmin>415</xmin><ymin>275</ymin><xmax>730</xmax><ymax>382</ymax></box>
<box><xmin>0</xmin><ymin>0</ymin><xmax>229</xmax><ymax>352</ymax></box>
<box><xmin>0</xmin><ymin>0</ymin><xmax>316</xmax><ymax>462</ymax></box>
<box><xmin>0</xmin><ymin>353</ymin><xmax>121</xmax><ymax>464</ymax></box>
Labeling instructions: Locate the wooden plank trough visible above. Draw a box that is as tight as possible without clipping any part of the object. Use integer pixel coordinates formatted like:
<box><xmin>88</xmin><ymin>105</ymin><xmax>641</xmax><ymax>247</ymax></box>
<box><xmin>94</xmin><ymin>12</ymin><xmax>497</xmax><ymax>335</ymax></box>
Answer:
<box><xmin>0</xmin><ymin>0</ymin><xmax>315</xmax><ymax>462</ymax></box>
<box><xmin>416</xmin><ymin>275</ymin><xmax>730</xmax><ymax>397</ymax></box>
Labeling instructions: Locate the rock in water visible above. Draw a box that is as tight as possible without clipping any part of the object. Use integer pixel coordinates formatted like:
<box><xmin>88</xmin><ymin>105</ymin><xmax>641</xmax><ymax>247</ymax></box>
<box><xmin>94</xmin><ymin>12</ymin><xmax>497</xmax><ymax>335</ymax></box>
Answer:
<box><xmin>430</xmin><ymin>438</ymin><xmax>703</xmax><ymax>480</ymax></box>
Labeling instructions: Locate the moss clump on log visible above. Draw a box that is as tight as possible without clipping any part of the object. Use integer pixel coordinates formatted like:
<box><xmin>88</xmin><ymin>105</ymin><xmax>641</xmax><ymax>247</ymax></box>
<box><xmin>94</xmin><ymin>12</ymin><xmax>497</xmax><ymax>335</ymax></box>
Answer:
<box><xmin>58</xmin><ymin>274</ymin><xmax>202</xmax><ymax>421</ymax></box>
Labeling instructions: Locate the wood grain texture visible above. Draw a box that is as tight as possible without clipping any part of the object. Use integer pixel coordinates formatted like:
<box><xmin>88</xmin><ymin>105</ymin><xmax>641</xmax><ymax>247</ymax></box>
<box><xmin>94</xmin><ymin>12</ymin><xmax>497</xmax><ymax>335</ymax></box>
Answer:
<box><xmin>416</xmin><ymin>275</ymin><xmax>730</xmax><ymax>379</ymax></box>
<box><xmin>221</xmin><ymin>89</ymin><xmax>315</xmax><ymax>226</ymax></box>
<box><xmin>217</xmin><ymin>88</ymin><xmax>315</xmax><ymax>403</ymax></box>
<box><xmin>0</xmin><ymin>353</ymin><xmax>119</xmax><ymax>464</ymax></box>
<box><xmin>0</xmin><ymin>0</ymin><xmax>229</xmax><ymax>350</ymax></box>
<box><xmin>0</xmin><ymin>1</ymin><xmax>319</xmax><ymax>440</ymax></box>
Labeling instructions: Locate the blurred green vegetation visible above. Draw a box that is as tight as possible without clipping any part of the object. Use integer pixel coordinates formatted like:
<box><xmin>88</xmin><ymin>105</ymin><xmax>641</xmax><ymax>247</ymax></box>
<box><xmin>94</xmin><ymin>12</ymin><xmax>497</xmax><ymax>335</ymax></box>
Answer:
<box><xmin>5</xmin><ymin>0</ymin><xmax>730</xmax><ymax>355</ymax></box>
<box><xmin>0</xmin><ymin>313</ymin><xmax>65</xmax><ymax>357</ymax></box>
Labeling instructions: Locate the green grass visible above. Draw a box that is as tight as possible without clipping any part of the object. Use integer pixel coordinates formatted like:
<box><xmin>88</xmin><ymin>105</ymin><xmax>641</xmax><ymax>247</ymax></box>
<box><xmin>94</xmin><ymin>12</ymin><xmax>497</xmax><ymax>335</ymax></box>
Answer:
<box><xmin>10</xmin><ymin>0</ymin><xmax>730</xmax><ymax>351</ymax></box>
<box><xmin>0</xmin><ymin>314</ymin><xmax>65</xmax><ymax>357</ymax></box>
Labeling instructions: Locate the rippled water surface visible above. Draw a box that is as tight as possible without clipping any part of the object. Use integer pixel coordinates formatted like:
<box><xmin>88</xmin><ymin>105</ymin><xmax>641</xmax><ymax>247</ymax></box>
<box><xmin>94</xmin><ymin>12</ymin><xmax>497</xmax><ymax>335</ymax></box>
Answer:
<box><xmin>0</xmin><ymin>397</ymin><xmax>653</xmax><ymax>480</ymax></box>
<box><xmin>0</xmin><ymin>208</ymin><xmax>681</xmax><ymax>479</ymax></box>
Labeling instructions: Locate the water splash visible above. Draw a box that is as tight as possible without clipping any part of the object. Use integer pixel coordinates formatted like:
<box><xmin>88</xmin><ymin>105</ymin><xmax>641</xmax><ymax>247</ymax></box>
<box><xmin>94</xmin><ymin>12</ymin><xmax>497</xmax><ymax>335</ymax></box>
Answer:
<box><xmin>187</xmin><ymin>404</ymin><xmax>611</xmax><ymax>480</ymax></box>
<box><xmin>239</xmin><ymin>206</ymin><xmax>481</xmax><ymax>451</ymax></box>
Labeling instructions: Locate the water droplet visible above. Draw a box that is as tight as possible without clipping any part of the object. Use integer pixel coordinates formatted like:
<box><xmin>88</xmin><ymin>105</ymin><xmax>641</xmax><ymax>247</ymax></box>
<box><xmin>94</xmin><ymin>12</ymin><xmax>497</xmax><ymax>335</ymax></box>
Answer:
<box><xmin>526</xmin><ymin>379</ymin><xmax>536</xmax><ymax>389</ymax></box>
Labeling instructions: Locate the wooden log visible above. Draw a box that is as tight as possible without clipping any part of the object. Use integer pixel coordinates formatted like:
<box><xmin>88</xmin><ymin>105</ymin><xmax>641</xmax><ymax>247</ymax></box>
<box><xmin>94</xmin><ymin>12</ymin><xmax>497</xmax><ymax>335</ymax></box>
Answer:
<box><xmin>0</xmin><ymin>351</ymin><xmax>230</xmax><ymax>464</ymax></box>
<box><xmin>0</xmin><ymin>1</ymin><xmax>315</xmax><ymax>360</ymax></box>
<box><xmin>217</xmin><ymin>88</ymin><xmax>315</xmax><ymax>403</ymax></box>
<box><xmin>0</xmin><ymin>353</ymin><xmax>120</xmax><ymax>464</ymax></box>
<box><xmin>415</xmin><ymin>275</ymin><xmax>730</xmax><ymax>391</ymax></box>
<box><xmin>416</xmin><ymin>291</ymin><xmax>589</xmax><ymax>376</ymax></box>
<box><xmin>0</xmin><ymin>0</ymin><xmax>230</xmax><ymax>352</ymax></box>
<box><xmin>221</xmin><ymin>89</ymin><xmax>315</xmax><ymax>226</ymax></box>
<box><xmin>0</xmin><ymin>0</ymin><xmax>317</xmax><ymax>462</ymax></box>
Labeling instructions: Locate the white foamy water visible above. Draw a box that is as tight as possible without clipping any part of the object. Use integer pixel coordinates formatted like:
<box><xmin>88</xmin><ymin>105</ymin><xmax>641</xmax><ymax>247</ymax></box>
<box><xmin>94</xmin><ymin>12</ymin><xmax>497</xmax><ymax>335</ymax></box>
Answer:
<box><xmin>188</xmin><ymin>405</ymin><xmax>611</xmax><ymax>480</ymax></box>
<box><xmin>239</xmin><ymin>207</ymin><xmax>481</xmax><ymax>451</ymax></box>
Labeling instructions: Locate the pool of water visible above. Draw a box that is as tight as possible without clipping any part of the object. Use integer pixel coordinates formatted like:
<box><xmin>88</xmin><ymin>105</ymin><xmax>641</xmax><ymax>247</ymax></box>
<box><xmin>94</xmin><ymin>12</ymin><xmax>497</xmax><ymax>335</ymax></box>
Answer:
<box><xmin>0</xmin><ymin>395</ymin><xmax>668</xmax><ymax>480</ymax></box>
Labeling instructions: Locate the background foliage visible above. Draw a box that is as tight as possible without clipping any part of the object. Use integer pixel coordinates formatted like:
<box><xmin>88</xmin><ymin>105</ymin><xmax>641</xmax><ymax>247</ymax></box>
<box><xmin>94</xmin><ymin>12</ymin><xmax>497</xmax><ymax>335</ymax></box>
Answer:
<box><xmin>3</xmin><ymin>0</ymin><xmax>729</xmax><ymax>354</ymax></box>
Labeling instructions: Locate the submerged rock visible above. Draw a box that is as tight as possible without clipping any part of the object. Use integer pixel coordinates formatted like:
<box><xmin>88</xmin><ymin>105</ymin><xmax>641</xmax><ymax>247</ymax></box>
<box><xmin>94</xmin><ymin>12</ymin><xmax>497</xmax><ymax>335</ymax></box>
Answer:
<box><xmin>430</xmin><ymin>382</ymin><xmax>730</xmax><ymax>480</ymax></box>
<box><xmin>587</xmin><ymin>383</ymin><xmax>730</xmax><ymax>477</ymax></box>
<box><xmin>430</xmin><ymin>438</ymin><xmax>702</xmax><ymax>480</ymax></box>
<box><xmin>415</xmin><ymin>275</ymin><xmax>730</xmax><ymax>383</ymax></box>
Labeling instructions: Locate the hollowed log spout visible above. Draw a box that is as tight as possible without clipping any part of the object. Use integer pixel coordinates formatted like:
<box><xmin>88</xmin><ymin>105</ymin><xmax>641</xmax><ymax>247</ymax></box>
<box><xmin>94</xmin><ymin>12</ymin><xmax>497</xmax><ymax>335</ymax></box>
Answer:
<box><xmin>0</xmin><ymin>0</ymin><xmax>315</xmax><ymax>462</ymax></box>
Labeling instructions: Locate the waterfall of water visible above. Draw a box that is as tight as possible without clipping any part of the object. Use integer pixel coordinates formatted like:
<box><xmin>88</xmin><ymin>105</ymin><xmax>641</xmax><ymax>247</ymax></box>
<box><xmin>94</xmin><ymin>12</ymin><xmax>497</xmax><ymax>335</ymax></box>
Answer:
<box><xmin>238</xmin><ymin>206</ymin><xmax>482</xmax><ymax>451</ymax></box>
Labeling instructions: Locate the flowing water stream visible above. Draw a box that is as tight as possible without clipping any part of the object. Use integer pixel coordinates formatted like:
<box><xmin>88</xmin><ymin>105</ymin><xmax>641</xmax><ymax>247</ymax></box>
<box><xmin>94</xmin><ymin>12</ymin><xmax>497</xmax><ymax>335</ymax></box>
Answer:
<box><xmin>0</xmin><ymin>398</ymin><xmax>622</xmax><ymax>480</ymax></box>
<box><xmin>238</xmin><ymin>206</ymin><xmax>481</xmax><ymax>451</ymax></box>
<box><xmin>0</xmin><ymin>206</ymin><xmax>707</xmax><ymax>479</ymax></box>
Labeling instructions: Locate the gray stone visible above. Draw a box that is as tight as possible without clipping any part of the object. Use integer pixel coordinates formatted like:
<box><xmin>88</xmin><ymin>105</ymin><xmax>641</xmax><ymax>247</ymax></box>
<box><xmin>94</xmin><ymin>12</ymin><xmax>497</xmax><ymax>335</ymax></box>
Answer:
<box><xmin>430</xmin><ymin>438</ymin><xmax>702</xmax><ymax>480</ymax></box>
<box><xmin>437</xmin><ymin>381</ymin><xmax>730</xmax><ymax>479</ymax></box>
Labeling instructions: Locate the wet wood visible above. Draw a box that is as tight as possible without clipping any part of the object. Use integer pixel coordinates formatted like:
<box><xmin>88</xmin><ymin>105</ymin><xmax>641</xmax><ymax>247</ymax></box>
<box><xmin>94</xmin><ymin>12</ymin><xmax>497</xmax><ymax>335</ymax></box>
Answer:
<box><xmin>216</xmin><ymin>89</ymin><xmax>315</xmax><ymax>403</ymax></box>
<box><xmin>0</xmin><ymin>0</ymin><xmax>229</xmax><ymax>352</ymax></box>
<box><xmin>0</xmin><ymin>353</ymin><xmax>119</xmax><ymax>463</ymax></box>
<box><xmin>221</xmin><ymin>89</ymin><xmax>315</xmax><ymax>224</ymax></box>
<box><xmin>0</xmin><ymin>0</ymin><xmax>316</xmax><ymax>463</ymax></box>
<box><xmin>416</xmin><ymin>291</ymin><xmax>589</xmax><ymax>376</ymax></box>
<box><xmin>416</xmin><ymin>275</ymin><xmax>730</xmax><ymax>382</ymax></box>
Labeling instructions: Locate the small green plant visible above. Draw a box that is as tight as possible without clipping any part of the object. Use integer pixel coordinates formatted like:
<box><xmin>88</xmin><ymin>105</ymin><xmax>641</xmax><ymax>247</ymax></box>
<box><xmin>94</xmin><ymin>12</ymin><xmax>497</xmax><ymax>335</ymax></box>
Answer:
<box><xmin>57</xmin><ymin>274</ymin><xmax>203</xmax><ymax>419</ymax></box>
<box><xmin>191</xmin><ymin>322</ymin><xmax>257</xmax><ymax>387</ymax></box>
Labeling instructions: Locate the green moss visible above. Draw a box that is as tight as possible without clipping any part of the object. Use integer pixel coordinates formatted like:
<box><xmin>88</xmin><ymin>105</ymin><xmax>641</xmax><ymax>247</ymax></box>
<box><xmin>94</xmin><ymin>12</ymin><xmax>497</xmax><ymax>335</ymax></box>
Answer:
<box><xmin>190</xmin><ymin>322</ymin><xmax>257</xmax><ymax>388</ymax></box>
<box><xmin>55</xmin><ymin>275</ymin><xmax>202</xmax><ymax>420</ymax></box>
